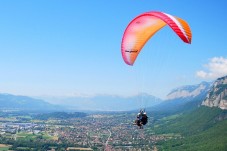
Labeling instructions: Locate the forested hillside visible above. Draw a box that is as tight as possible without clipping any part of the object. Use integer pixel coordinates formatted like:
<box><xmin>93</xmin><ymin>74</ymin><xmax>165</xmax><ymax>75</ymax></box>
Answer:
<box><xmin>151</xmin><ymin>107</ymin><xmax>227</xmax><ymax>151</ymax></box>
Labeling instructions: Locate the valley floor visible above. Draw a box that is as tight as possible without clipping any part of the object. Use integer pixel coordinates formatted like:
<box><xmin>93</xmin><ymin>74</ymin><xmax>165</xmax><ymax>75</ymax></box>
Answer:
<box><xmin>0</xmin><ymin>106</ymin><xmax>227</xmax><ymax>151</ymax></box>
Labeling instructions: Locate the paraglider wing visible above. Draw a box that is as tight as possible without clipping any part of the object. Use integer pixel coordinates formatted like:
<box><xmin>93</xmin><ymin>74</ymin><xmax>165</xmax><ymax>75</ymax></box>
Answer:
<box><xmin>121</xmin><ymin>11</ymin><xmax>192</xmax><ymax>66</ymax></box>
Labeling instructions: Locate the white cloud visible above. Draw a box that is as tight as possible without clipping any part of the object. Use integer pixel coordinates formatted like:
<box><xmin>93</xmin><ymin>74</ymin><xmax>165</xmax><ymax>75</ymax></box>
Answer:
<box><xmin>196</xmin><ymin>57</ymin><xmax>227</xmax><ymax>80</ymax></box>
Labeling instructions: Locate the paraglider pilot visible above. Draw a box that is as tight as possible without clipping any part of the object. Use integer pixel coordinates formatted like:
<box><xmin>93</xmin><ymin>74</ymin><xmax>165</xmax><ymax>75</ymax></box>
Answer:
<box><xmin>134</xmin><ymin>109</ymin><xmax>148</xmax><ymax>129</ymax></box>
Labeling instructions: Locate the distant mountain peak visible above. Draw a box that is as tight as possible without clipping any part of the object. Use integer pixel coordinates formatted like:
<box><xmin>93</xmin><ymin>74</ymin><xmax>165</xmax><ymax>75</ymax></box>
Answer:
<box><xmin>167</xmin><ymin>82</ymin><xmax>212</xmax><ymax>100</ymax></box>
<box><xmin>202</xmin><ymin>75</ymin><xmax>227</xmax><ymax>110</ymax></box>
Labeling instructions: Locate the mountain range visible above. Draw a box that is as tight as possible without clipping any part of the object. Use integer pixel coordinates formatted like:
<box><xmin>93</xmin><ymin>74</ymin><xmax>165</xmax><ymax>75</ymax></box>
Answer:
<box><xmin>148</xmin><ymin>81</ymin><xmax>212</xmax><ymax>114</ymax></box>
<box><xmin>0</xmin><ymin>93</ymin><xmax>162</xmax><ymax>111</ymax></box>
<box><xmin>1</xmin><ymin>75</ymin><xmax>227</xmax><ymax>112</ymax></box>
<box><xmin>39</xmin><ymin>93</ymin><xmax>163</xmax><ymax>111</ymax></box>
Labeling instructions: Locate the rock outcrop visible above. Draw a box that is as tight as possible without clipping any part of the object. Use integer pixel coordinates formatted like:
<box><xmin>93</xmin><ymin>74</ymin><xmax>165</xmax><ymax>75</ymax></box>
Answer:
<box><xmin>202</xmin><ymin>75</ymin><xmax>227</xmax><ymax>110</ymax></box>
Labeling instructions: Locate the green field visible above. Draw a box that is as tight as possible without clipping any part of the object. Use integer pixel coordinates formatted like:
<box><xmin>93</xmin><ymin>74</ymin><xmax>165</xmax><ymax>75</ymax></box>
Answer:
<box><xmin>17</xmin><ymin>132</ymin><xmax>55</xmax><ymax>141</ymax></box>
<box><xmin>0</xmin><ymin>144</ymin><xmax>11</xmax><ymax>151</ymax></box>
<box><xmin>0</xmin><ymin>147</ymin><xmax>9</xmax><ymax>151</ymax></box>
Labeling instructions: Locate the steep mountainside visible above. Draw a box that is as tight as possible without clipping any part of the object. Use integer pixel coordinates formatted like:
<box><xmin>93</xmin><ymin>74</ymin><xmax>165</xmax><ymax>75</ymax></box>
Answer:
<box><xmin>202</xmin><ymin>75</ymin><xmax>227</xmax><ymax>110</ymax></box>
<box><xmin>153</xmin><ymin>106</ymin><xmax>227</xmax><ymax>151</ymax></box>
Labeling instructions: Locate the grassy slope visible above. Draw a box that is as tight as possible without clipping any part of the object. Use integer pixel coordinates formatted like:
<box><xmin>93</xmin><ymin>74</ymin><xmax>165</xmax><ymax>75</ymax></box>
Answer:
<box><xmin>153</xmin><ymin>107</ymin><xmax>227</xmax><ymax>151</ymax></box>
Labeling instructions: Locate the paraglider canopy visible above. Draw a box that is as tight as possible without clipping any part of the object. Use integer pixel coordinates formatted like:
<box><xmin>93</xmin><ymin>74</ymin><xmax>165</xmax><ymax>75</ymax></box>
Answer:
<box><xmin>121</xmin><ymin>11</ymin><xmax>192</xmax><ymax>66</ymax></box>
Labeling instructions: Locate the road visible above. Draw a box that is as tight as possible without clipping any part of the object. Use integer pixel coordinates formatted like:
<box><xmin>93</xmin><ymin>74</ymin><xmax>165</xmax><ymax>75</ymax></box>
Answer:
<box><xmin>105</xmin><ymin>129</ymin><xmax>111</xmax><ymax>151</ymax></box>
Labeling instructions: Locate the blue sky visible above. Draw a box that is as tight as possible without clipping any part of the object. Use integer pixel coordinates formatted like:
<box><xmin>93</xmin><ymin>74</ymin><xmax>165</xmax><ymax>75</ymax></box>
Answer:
<box><xmin>0</xmin><ymin>0</ymin><xmax>227</xmax><ymax>99</ymax></box>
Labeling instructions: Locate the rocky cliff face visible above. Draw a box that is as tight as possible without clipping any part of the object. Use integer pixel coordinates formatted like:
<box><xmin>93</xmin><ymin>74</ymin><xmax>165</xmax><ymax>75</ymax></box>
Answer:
<box><xmin>202</xmin><ymin>75</ymin><xmax>227</xmax><ymax>110</ymax></box>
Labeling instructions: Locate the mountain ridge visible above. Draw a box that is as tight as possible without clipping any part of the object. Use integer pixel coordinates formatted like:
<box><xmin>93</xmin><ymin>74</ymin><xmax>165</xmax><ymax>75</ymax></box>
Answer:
<box><xmin>148</xmin><ymin>81</ymin><xmax>212</xmax><ymax>115</ymax></box>
<box><xmin>167</xmin><ymin>81</ymin><xmax>212</xmax><ymax>100</ymax></box>
<box><xmin>40</xmin><ymin>93</ymin><xmax>163</xmax><ymax>111</ymax></box>
<box><xmin>0</xmin><ymin>93</ymin><xmax>63</xmax><ymax>111</ymax></box>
